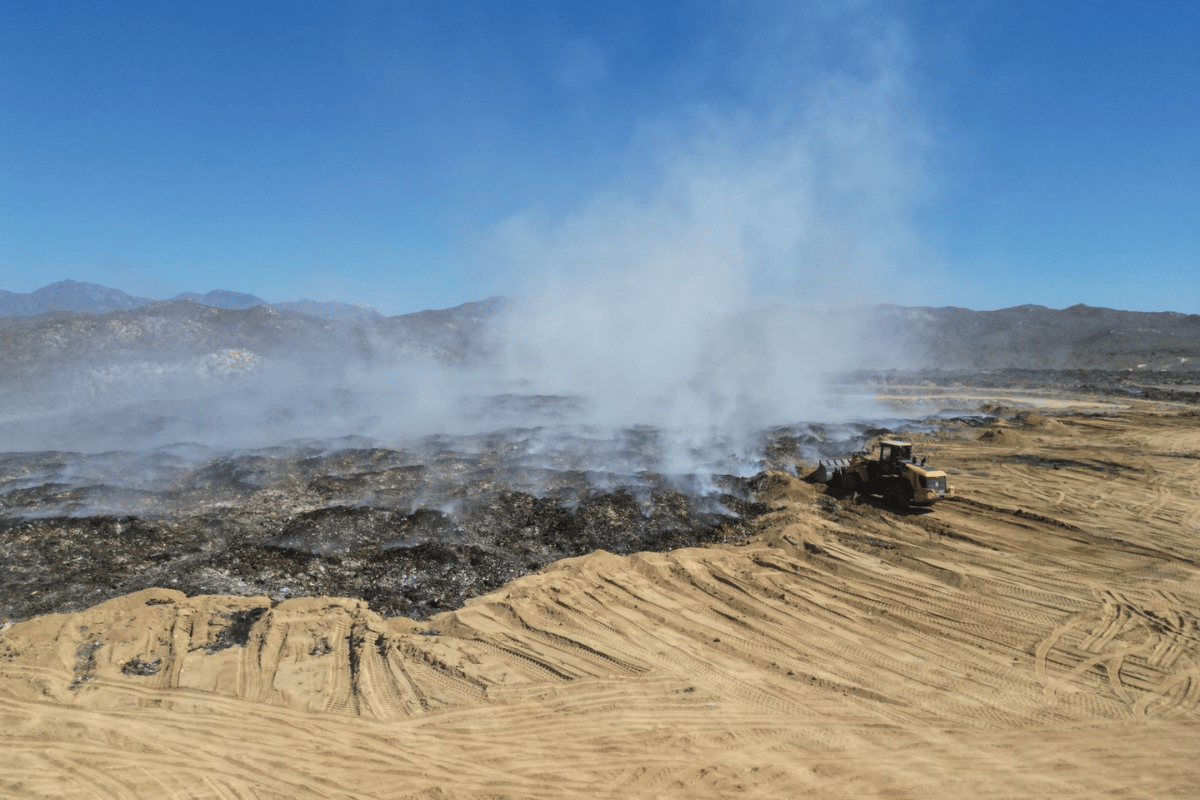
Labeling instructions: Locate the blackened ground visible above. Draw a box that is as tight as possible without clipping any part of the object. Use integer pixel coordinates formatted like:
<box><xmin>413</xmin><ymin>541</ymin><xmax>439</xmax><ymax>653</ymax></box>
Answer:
<box><xmin>0</xmin><ymin>483</ymin><xmax>762</xmax><ymax>622</ymax></box>
<box><xmin>5</xmin><ymin>370</ymin><xmax>1057</xmax><ymax>624</ymax></box>
<box><xmin>0</xmin><ymin>418</ymin><xmax>874</xmax><ymax>622</ymax></box>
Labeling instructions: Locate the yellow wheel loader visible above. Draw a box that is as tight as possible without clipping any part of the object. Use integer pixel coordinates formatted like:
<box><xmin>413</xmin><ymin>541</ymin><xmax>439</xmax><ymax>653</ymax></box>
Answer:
<box><xmin>807</xmin><ymin>440</ymin><xmax>948</xmax><ymax>507</ymax></box>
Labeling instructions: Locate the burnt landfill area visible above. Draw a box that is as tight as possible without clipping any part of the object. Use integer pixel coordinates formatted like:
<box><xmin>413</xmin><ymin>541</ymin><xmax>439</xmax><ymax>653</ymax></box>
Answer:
<box><xmin>2</xmin><ymin>368</ymin><xmax>1198</xmax><ymax>625</ymax></box>
<box><xmin>0</xmin><ymin>414</ymin><xmax>804</xmax><ymax>624</ymax></box>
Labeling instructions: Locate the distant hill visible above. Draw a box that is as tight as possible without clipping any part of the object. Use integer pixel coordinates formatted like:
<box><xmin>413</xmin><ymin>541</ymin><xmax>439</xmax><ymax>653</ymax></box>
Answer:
<box><xmin>1</xmin><ymin>288</ymin><xmax>1198</xmax><ymax>453</ymax></box>
<box><xmin>0</xmin><ymin>280</ymin><xmax>153</xmax><ymax>316</ymax></box>
<box><xmin>3</xmin><ymin>280</ymin><xmax>1198</xmax><ymax>375</ymax></box>
<box><xmin>274</xmin><ymin>300</ymin><xmax>382</xmax><ymax>323</ymax></box>
<box><xmin>170</xmin><ymin>290</ymin><xmax>268</xmax><ymax>309</ymax></box>
<box><xmin>0</xmin><ymin>294</ymin><xmax>508</xmax><ymax>391</ymax></box>
<box><xmin>863</xmin><ymin>303</ymin><xmax>1200</xmax><ymax>371</ymax></box>
<box><xmin>0</xmin><ymin>280</ymin><xmax>382</xmax><ymax>322</ymax></box>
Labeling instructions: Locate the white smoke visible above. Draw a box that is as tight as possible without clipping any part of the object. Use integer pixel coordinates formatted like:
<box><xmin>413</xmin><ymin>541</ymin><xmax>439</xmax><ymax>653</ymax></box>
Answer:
<box><xmin>484</xmin><ymin>2</ymin><xmax>933</xmax><ymax>445</ymax></box>
<box><xmin>0</xmin><ymin>2</ymin><xmax>938</xmax><ymax>475</ymax></box>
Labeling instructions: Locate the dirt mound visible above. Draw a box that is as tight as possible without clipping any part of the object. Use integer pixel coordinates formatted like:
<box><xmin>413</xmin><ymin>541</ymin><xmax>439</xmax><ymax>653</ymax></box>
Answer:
<box><xmin>750</xmin><ymin>470</ymin><xmax>821</xmax><ymax>506</ymax></box>
<box><xmin>1014</xmin><ymin>410</ymin><xmax>1072</xmax><ymax>434</ymax></box>
<box><xmin>978</xmin><ymin>426</ymin><xmax>1029</xmax><ymax>446</ymax></box>
<box><xmin>978</xmin><ymin>402</ymin><xmax>1020</xmax><ymax>417</ymax></box>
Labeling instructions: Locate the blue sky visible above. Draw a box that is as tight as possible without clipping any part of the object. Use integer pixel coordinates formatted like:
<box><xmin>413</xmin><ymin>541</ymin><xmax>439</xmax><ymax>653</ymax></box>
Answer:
<box><xmin>2</xmin><ymin>0</ymin><xmax>1197</xmax><ymax>315</ymax></box>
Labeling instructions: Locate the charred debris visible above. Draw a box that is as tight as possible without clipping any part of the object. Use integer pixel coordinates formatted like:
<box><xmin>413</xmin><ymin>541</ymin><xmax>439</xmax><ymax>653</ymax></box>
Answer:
<box><xmin>0</xmin><ymin>422</ymin><xmax>882</xmax><ymax>623</ymax></box>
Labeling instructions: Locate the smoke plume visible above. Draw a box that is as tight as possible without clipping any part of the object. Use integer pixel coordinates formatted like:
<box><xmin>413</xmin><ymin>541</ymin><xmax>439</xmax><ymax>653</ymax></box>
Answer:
<box><xmin>0</xmin><ymin>3</ymin><xmax>936</xmax><ymax>480</ymax></box>
<box><xmin>485</xmin><ymin>3</ymin><xmax>932</xmax><ymax>442</ymax></box>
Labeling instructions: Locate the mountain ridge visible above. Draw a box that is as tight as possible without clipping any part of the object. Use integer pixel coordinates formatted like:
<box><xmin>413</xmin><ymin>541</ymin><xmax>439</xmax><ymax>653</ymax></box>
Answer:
<box><xmin>2</xmin><ymin>280</ymin><xmax>1198</xmax><ymax>375</ymax></box>
<box><xmin>0</xmin><ymin>279</ymin><xmax>383</xmax><ymax>323</ymax></box>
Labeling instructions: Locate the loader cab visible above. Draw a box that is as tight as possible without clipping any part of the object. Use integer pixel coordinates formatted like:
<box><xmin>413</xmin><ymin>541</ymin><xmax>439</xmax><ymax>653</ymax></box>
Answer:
<box><xmin>878</xmin><ymin>441</ymin><xmax>913</xmax><ymax>466</ymax></box>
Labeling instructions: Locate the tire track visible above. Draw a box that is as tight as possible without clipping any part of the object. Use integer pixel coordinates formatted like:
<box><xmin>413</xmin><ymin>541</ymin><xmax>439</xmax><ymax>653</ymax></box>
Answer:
<box><xmin>1134</xmin><ymin>667</ymin><xmax>1200</xmax><ymax>717</ymax></box>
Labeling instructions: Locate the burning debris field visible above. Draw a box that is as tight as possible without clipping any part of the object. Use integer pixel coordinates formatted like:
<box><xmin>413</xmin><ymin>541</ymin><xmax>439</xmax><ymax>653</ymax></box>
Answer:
<box><xmin>5</xmin><ymin>366</ymin><xmax>1197</xmax><ymax>626</ymax></box>
<box><xmin>0</xmin><ymin>410</ymin><xmax>895</xmax><ymax>623</ymax></box>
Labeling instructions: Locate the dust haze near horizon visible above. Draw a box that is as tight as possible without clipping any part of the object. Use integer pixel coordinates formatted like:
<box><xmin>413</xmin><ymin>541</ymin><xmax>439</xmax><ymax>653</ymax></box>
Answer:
<box><xmin>1</xmin><ymin>3</ymin><xmax>933</xmax><ymax>464</ymax></box>
<box><xmin>1</xmin><ymin>2</ymin><xmax>1196</xmax><ymax>465</ymax></box>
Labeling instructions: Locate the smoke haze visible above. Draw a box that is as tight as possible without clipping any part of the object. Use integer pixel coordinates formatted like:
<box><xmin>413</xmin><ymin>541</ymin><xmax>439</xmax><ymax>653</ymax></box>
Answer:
<box><xmin>485</xmin><ymin>3</ymin><xmax>932</xmax><ymax>435</ymax></box>
<box><xmin>0</xmin><ymin>3</ymin><xmax>936</xmax><ymax>482</ymax></box>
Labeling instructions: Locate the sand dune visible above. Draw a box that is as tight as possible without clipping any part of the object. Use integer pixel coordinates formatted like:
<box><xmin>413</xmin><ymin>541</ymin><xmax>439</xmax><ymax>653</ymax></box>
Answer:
<box><xmin>3</xmin><ymin>395</ymin><xmax>1200</xmax><ymax>797</ymax></box>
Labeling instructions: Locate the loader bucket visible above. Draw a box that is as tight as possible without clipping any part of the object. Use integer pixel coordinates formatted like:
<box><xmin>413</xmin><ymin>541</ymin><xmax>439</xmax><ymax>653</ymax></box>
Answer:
<box><xmin>806</xmin><ymin>458</ymin><xmax>852</xmax><ymax>484</ymax></box>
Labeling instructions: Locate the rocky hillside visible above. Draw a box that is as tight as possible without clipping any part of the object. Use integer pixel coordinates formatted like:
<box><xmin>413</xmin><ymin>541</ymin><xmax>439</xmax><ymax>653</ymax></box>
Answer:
<box><xmin>0</xmin><ymin>295</ymin><xmax>503</xmax><ymax>385</ymax></box>
<box><xmin>6</xmin><ymin>281</ymin><xmax>1198</xmax><ymax>373</ymax></box>
<box><xmin>743</xmin><ymin>303</ymin><xmax>1200</xmax><ymax>372</ymax></box>
<box><xmin>874</xmin><ymin>303</ymin><xmax>1200</xmax><ymax>371</ymax></box>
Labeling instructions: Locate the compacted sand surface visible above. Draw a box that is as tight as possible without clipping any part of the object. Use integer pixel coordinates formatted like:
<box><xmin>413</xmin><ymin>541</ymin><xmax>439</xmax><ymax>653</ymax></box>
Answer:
<box><xmin>2</xmin><ymin>394</ymin><xmax>1199</xmax><ymax>798</ymax></box>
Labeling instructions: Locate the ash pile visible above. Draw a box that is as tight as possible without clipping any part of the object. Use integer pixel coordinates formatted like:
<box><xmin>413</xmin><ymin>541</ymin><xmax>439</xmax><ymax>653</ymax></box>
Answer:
<box><xmin>0</xmin><ymin>419</ymin><xmax>870</xmax><ymax>623</ymax></box>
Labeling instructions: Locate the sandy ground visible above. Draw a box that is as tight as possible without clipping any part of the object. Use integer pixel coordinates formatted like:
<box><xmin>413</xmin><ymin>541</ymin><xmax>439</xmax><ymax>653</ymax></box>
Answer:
<box><xmin>3</xmin><ymin>394</ymin><xmax>1199</xmax><ymax>798</ymax></box>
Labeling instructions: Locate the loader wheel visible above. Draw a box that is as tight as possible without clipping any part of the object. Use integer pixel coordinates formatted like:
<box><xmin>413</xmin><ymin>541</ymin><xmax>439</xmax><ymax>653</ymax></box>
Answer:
<box><xmin>883</xmin><ymin>484</ymin><xmax>907</xmax><ymax>508</ymax></box>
